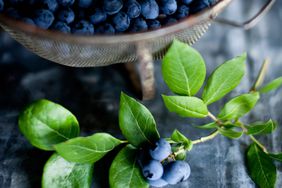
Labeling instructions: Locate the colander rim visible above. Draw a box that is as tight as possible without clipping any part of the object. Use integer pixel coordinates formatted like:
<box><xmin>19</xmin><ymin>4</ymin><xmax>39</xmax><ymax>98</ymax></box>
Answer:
<box><xmin>0</xmin><ymin>0</ymin><xmax>231</xmax><ymax>44</ymax></box>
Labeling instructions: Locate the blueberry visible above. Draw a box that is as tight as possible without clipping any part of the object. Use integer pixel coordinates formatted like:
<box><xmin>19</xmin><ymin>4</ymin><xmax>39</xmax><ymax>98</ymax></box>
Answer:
<box><xmin>52</xmin><ymin>21</ymin><xmax>71</xmax><ymax>33</ymax></box>
<box><xmin>72</xmin><ymin>20</ymin><xmax>94</xmax><ymax>35</ymax></box>
<box><xmin>41</xmin><ymin>0</ymin><xmax>58</xmax><ymax>12</ymax></box>
<box><xmin>163</xmin><ymin>161</ymin><xmax>191</xmax><ymax>185</ymax></box>
<box><xmin>96</xmin><ymin>23</ymin><xmax>115</xmax><ymax>34</ymax></box>
<box><xmin>190</xmin><ymin>0</ymin><xmax>215</xmax><ymax>13</ymax></box>
<box><xmin>160</xmin><ymin>0</ymin><xmax>177</xmax><ymax>15</ymax></box>
<box><xmin>182</xmin><ymin>0</ymin><xmax>193</xmax><ymax>5</ymax></box>
<box><xmin>90</xmin><ymin>8</ymin><xmax>107</xmax><ymax>25</ymax></box>
<box><xmin>103</xmin><ymin>0</ymin><xmax>123</xmax><ymax>15</ymax></box>
<box><xmin>33</xmin><ymin>9</ymin><xmax>54</xmax><ymax>29</ymax></box>
<box><xmin>175</xmin><ymin>5</ymin><xmax>189</xmax><ymax>19</ymax></box>
<box><xmin>58</xmin><ymin>8</ymin><xmax>75</xmax><ymax>24</ymax></box>
<box><xmin>140</xmin><ymin>0</ymin><xmax>159</xmax><ymax>19</ymax></box>
<box><xmin>57</xmin><ymin>0</ymin><xmax>75</xmax><ymax>6</ymax></box>
<box><xmin>0</xmin><ymin>0</ymin><xmax>4</xmax><ymax>12</ymax></box>
<box><xmin>142</xmin><ymin>160</ymin><xmax>164</xmax><ymax>181</ymax></box>
<box><xmin>78</xmin><ymin>0</ymin><xmax>93</xmax><ymax>8</ymax></box>
<box><xmin>148</xmin><ymin>179</ymin><xmax>168</xmax><ymax>187</ymax></box>
<box><xmin>149</xmin><ymin>139</ymin><xmax>171</xmax><ymax>161</ymax></box>
<box><xmin>112</xmin><ymin>12</ymin><xmax>130</xmax><ymax>32</ymax></box>
<box><xmin>130</xmin><ymin>17</ymin><xmax>148</xmax><ymax>32</ymax></box>
<box><xmin>163</xmin><ymin>17</ymin><xmax>177</xmax><ymax>25</ymax></box>
<box><xmin>124</xmin><ymin>0</ymin><xmax>141</xmax><ymax>19</ymax></box>
<box><xmin>5</xmin><ymin>7</ymin><xmax>21</xmax><ymax>19</ymax></box>
<box><xmin>147</xmin><ymin>19</ymin><xmax>161</xmax><ymax>29</ymax></box>
<box><xmin>22</xmin><ymin>17</ymin><xmax>35</xmax><ymax>25</ymax></box>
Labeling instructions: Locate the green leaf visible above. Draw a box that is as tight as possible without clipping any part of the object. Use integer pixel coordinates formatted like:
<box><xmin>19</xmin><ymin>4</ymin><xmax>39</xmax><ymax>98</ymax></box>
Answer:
<box><xmin>218</xmin><ymin>127</ymin><xmax>243</xmax><ymax>139</ymax></box>
<box><xmin>218</xmin><ymin>92</ymin><xmax>260</xmax><ymax>120</ymax></box>
<box><xmin>162</xmin><ymin>95</ymin><xmax>208</xmax><ymax>118</ymax></box>
<box><xmin>246</xmin><ymin>120</ymin><xmax>277</xmax><ymax>135</ymax></box>
<box><xmin>171</xmin><ymin>129</ymin><xmax>193</xmax><ymax>150</ymax></box>
<box><xmin>162</xmin><ymin>39</ymin><xmax>206</xmax><ymax>96</ymax></box>
<box><xmin>247</xmin><ymin>144</ymin><xmax>277</xmax><ymax>188</ymax></box>
<box><xmin>18</xmin><ymin>99</ymin><xmax>79</xmax><ymax>151</ymax></box>
<box><xmin>202</xmin><ymin>53</ymin><xmax>246</xmax><ymax>105</ymax></box>
<box><xmin>42</xmin><ymin>153</ymin><xmax>93</xmax><ymax>188</ymax></box>
<box><xmin>194</xmin><ymin>122</ymin><xmax>218</xmax><ymax>129</ymax></box>
<box><xmin>109</xmin><ymin>145</ymin><xmax>149</xmax><ymax>188</ymax></box>
<box><xmin>55</xmin><ymin>133</ymin><xmax>122</xmax><ymax>163</ymax></box>
<box><xmin>269</xmin><ymin>153</ymin><xmax>282</xmax><ymax>162</ymax></box>
<box><xmin>259</xmin><ymin>77</ymin><xmax>282</xmax><ymax>93</ymax></box>
<box><xmin>119</xmin><ymin>93</ymin><xmax>160</xmax><ymax>147</ymax></box>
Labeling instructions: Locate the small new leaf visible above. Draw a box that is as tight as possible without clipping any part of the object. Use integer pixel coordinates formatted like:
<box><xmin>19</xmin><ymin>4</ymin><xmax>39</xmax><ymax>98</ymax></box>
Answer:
<box><xmin>171</xmin><ymin>129</ymin><xmax>193</xmax><ymax>151</ymax></box>
<box><xmin>269</xmin><ymin>153</ymin><xmax>282</xmax><ymax>162</ymax></box>
<box><xmin>109</xmin><ymin>145</ymin><xmax>149</xmax><ymax>188</ymax></box>
<box><xmin>162</xmin><ymin>95</ymin><xmax>208</xmax><ymax>118</ymax></box>
<box><xmin>247</xmin><ymin>144</ymin><xmax>277</xmax><ymax>188</ymax></box>
<box><xmin>218</xmin><ymin>127</ymin><xmax>243</xmax><ymax>139</ymax></box>
<box><xmin>259</xmin><ymin>77</ymin><xmax>282</xmax><ymax>93</ymax></box>
<box><xmin>162</xmin><ymin>39</ymin><xmax>206</xmax><ymax>96</ymax></box>
<box><xmin>55</xmin><ymin>133</ymin><xmax>122</xmax><ymax>163</ymax></box>
<box><xmin>119</xmin><ymin>93</ymin><xmax>160</xmax><ymax>147</ymax></box>
<box><xmin>246</xmin><ymin>119</ymin><xmax>277</xmax><ymax>135</ymax></box>
<box><xmin>194</xmin><ymin>122</ymin><xmax>217</xmax><ymax>129</ymax></box>
<box><xmin>218</xmin><ymin>92</ymin><xmax>260</xmax><ymax>120</ymax></box>
<box><xmin>18</xmin><ymin>99</ymin><xmax>79</xmax><ymax>151</ymax></box>
<box><xmin>202</xmin><ymin>53</ymin><xmax>246</xmax><ymax>105</ymax></box>
<box><xmin>42</xmin><ymin>153</ymin><xmax>93</xmax><ymax>188</ymax></box>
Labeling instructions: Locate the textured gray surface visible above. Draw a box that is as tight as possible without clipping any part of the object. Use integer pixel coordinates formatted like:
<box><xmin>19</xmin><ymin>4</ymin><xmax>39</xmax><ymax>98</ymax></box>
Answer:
<box><xmin>0</xmin><ymin>0</ymin><xmax>282</xmax><ymax>188</ymax></box>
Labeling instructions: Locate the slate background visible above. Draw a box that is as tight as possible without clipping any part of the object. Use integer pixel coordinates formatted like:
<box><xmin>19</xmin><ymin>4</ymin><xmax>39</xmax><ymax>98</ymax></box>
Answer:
<box><xmin>0</xmin><ymin>0</ymin><xmax>282</xmax><ymax>187</ymax></box>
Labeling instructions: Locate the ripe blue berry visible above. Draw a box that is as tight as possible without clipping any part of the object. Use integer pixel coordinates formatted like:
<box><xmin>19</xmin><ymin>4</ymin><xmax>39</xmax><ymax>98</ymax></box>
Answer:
<box><xmin>163</xmin><ymin>161</ymin><xmax>191</xmax><ymax>185</ymax></box>
<box><xmin>124</xmin><ymin>0</ymin><xmax>141</xmax><ymax>19</ymax></box>
<box><xmin>96</xmin><ymin>23</ymin><xmax>115</xmax><ymax>34</ymax></box>
<box><xmin>33</xmin><ymin>9</ymin><xmax>55</xmax><ymax>29</ymax></box>
<box><xmin>175</xmin><ymin>5</ymin><xmax>189</xmax><ymax>19</ymax></box>
<box><xmin>103</xmin><ymin>0</ymin><xmax>123</xmax><ymax>15</ymax></box>
<box><xmin>22</xmin><ymin>17</ymin><xmax>35</xmax><ymax>25</ymax></box>
<box><xmin>41</xmin><ymin>0</ymin><xmax>58</xmax><ymax>12</ymax></box>
<box><xmin>112</xmin><ymin>12</ymin><xmax>130</xmax><ymax>32</ymax></box>
<box><xmin>163</xmin><ymin>17</ymin><xmax>177</xmax><ymax>25</ymax></box>
<box><xmin>57</xmin><ymin>8</ymin><xmax>75</xmax><ymax>24</ymax></box>
<box><xmin>140</xmin><ymin>0</ymin><xmax>159</xmax><ymax>19</ymax></box>
<box><xmin>160</xmin><ymin>0</ymin><xmax>177</xmax><ymax>15</ymax></box>
<box><xmin>148</xmin><ymin>179</ymin><xmax>168</xmax><ymax>187</ymax></box>
<box><xmin>57</xmin><ymin>0</ymin><xmax>75</xmax><ymax>7</ymax></box>
<box><xmin>90</xmin><ymin>8</ymin><xmax>107</xmax><ymax>25</ymax></box>
<box><xmin>0</xmin><ymin>0</ymin><xmax>4</xmax><ymax>12</ymax></box>
<box><xmin>147</xmin><ymin>19</ymin><xmax>161</xmax><ymax>29</ymax></box>
<box><xmin>130</xmin><ymin>17</ymin><xmax>148</xmax><ymax>32</ymax></box>
<box><xmin>78</xmin><ymin>0</ymin><xmax>93</xmax><ymax>8</ymax></box>
<box><xmin>182</xmin><ymin>0</ymin><xmax>193</xmax><ymax>5</ymax></box>
<box><xmin>52</xmin><ymin>21</ymin><xmax>71</xmax><ymax>33</ymax></box>
<box><xmin>142</xmin><ymin>160</ymin><xmax>164</xmax><ymax>181</ymax></box>
<box><xmin>72</xmin><ymin>20</ymin><xmax>94</xmax><ymax>35</ymax></box>
<box><xmin>149</xmin><ymin>138</ymin><xmax>171</xmax><ymax>161</ymax></box>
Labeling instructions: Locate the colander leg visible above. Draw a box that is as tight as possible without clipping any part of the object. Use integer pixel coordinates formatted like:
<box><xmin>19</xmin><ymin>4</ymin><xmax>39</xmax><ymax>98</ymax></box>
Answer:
<box><xmin>124</xmin><ymin>44</ymin><xmax>155</xmax><ymax>100</ymax></box>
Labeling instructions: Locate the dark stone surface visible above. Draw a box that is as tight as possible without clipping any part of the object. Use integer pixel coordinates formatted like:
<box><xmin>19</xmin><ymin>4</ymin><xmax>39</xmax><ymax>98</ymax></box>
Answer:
<box><xmin>0</xmin><ymin>0</ymin><xmax>282</xmax><ymax>187</ymax></box>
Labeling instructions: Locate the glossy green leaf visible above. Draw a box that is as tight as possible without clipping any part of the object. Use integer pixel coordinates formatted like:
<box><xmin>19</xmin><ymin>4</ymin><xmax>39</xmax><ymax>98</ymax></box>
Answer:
<box><xmin>119</xmin><ymin>93</ymin><xmax>160</xmax><ymax>147</ymax></box>
<box><xmin>269</xmin><ymin>153</ymin><xmax>282</xmax><ymax>162</ymax></box>
<box><xmin>162</xmin><ymin>39</ymin><xmax>206</xmax><ymax>96</ymax></box>
<box><xmin>18</xmin><ymin>99</ymin><xmax>79</xmax><ymax>151</ymax></box>
<box><xmin>55</xmin><ymin>133</ymin><xmax>122</xmax><ymax>163</ymax></box>
<box><xmin>247</xmin><ymin>144</ymin><xmax>277</xmax><ymax>188</ymax></box>
<box><xmin>218</xmin><ymin>92</ymin><xmax>260</xmax><ymax>120</ymax></box>
<box><xmin>109</xmin><ymin>145</ymin><xmax>149</xmax><ymax>188</ymax></box>
<box><xmin>171</xmin><ymin>129</ymin><xmax>193</xmax><ymax>150</ymax></box>
<box><xmin>202</xmin><ymin>53</ymin><xmax>246</xmax><ymax>105</ymax></box>
<box><xmin>246</xmin><ymin>120</ymin><xmax>277</xmax><ymax>135</ymax></box>
<box><xmin>194</xmin><ymin>122</ymin><xmax>218</xmax><ymax>129</ymax></box>
<box><xmin>259</xmin><ymin>77</ymin><xmax>282</xmax><ymax>93</ymax></box>
<box><xmin>42</xmin><ymin>153</ymin><xmax>93</xmax><ymax>188</ymax></box>
<box><xmin>218</xmin><ymin>127</ymin><xmax>243</xmax><ymax>139</ymax></box>
<box><xmin>162</xmin><ymin>95</ymin><xmax>208</xmax><ymax>118</ymax></box>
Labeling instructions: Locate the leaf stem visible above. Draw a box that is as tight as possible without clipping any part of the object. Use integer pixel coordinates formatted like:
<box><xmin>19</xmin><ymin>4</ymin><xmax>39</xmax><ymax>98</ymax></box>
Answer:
<box><xmin>251</xmin><ymin>58</ymin><xmax>270</xmax><ymax>92</ymax></box>
<box><xmin>192</xmin><ymin>130</ymin><xmax>220</xmax><ymax>145</ymax></box>
<box><xmin>208</xmin><ymin>111</ymin><xmax>223</xmax><ymax>126</ymax></box>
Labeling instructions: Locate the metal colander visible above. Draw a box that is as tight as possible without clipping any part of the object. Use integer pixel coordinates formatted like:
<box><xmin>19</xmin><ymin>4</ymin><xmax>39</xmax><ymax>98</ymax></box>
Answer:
<box><xmin>0</xmin><ymin>0</ymin><xmax>275</xmax><ymax>99</ymax></box>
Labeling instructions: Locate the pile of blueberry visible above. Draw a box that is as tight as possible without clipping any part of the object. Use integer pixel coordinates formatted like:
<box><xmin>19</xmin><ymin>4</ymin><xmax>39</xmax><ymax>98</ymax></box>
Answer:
<box><xmin>139</xmin><ymin>138</ymin><xmax>191</xmax><ymax>187</ymax></box>
<box><xmin>0</xmin><ymin>0</ymin><xmax>216</xmax><ymax>35</ymax></box>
